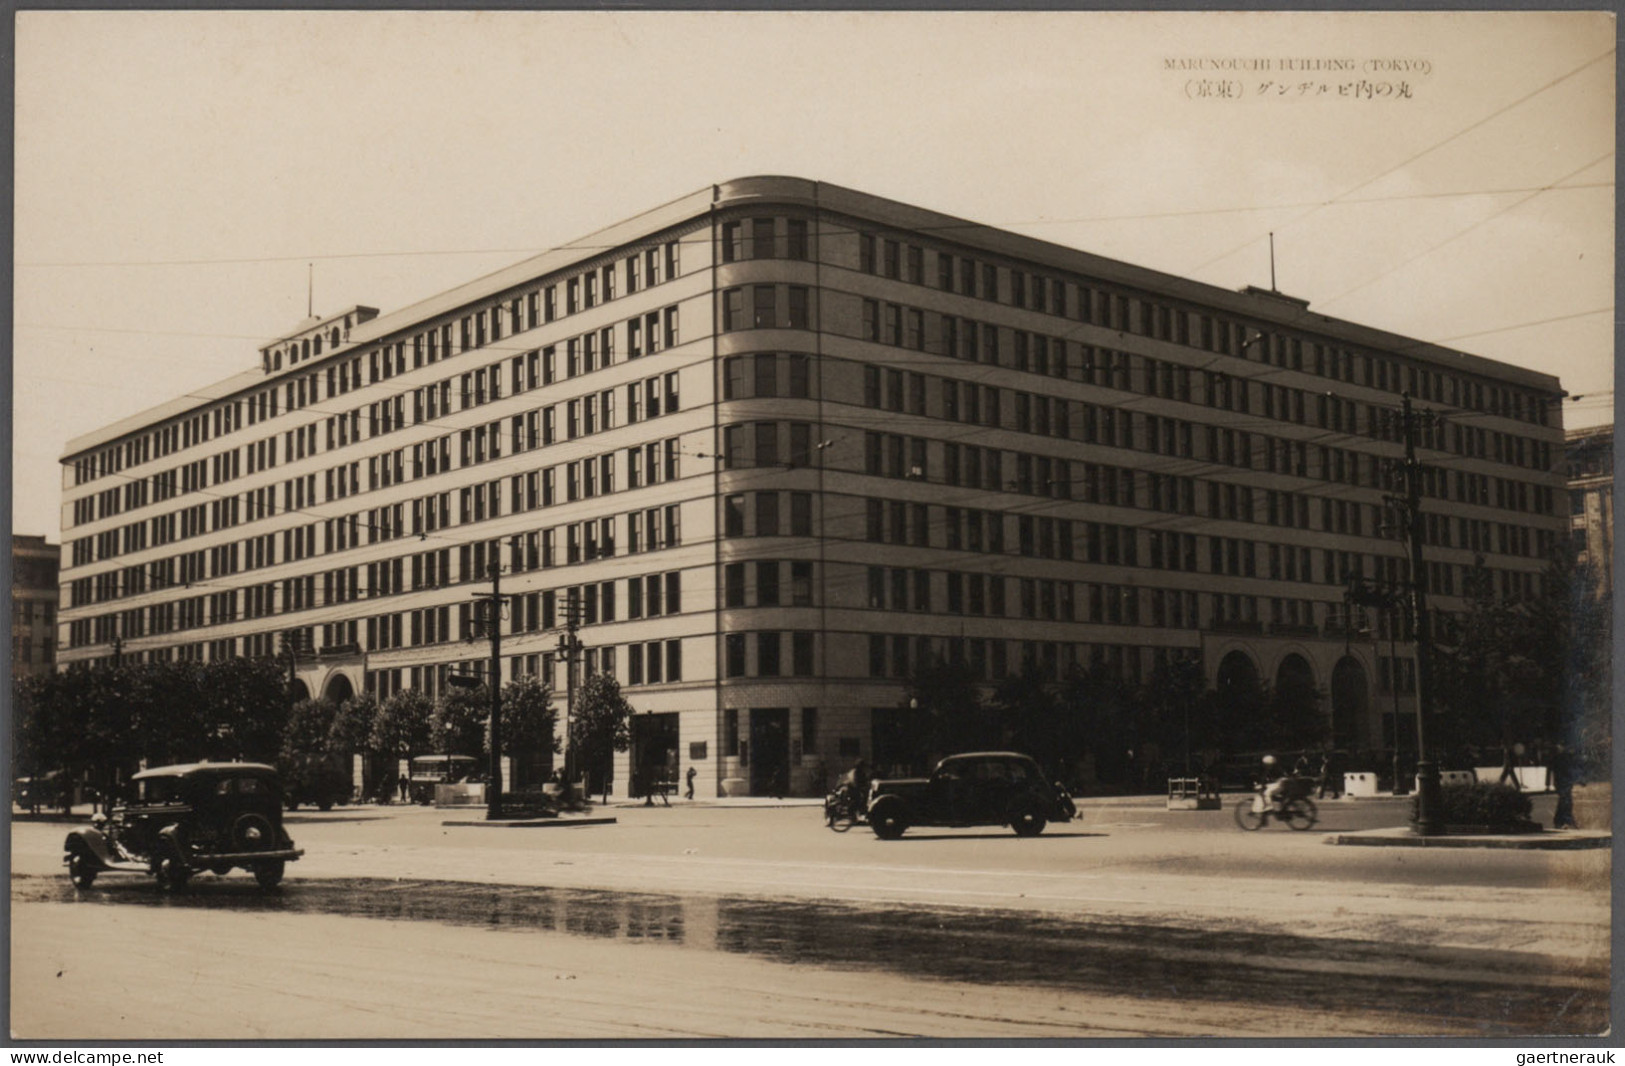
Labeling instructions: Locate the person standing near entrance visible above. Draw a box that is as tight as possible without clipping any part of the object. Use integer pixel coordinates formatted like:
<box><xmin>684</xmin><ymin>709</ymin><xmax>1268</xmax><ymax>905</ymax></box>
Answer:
<box><xmin>685</xmin><ymin>766</ymin><xmax>696</xmax><ymax>801</ymax></box>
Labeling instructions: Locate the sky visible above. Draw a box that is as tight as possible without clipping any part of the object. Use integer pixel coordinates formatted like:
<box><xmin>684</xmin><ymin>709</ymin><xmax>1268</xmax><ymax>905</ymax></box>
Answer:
<box><xmin>12</xmin><ymin>10</ymin><xmax>1616</xmax><ymax>542</ymax></box>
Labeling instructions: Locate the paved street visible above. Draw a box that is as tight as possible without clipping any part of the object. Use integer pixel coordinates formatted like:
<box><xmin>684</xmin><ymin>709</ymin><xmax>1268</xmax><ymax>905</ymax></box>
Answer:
<box><xmin>9</xmin><ymin>789</ymin><xmax>1611</xmax><ymax>1039</ymax></box>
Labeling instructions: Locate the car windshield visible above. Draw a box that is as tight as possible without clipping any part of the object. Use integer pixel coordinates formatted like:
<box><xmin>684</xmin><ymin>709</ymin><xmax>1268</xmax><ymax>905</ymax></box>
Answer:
<box><xmin>138</xmin><ymin>777</ymin><xmax>184</xmax><ymax>804</ymax></box>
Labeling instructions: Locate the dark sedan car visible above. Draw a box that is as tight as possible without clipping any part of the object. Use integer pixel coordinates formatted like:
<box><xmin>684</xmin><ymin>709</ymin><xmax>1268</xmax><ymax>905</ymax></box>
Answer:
<box><xmin>866</xmin><ymin>752</ymin><xmax>1076</xmax><ymax>839</ymax></box>
<box><xmin>63</xmin><ymin>762</ymin><xmax>303</xmax><ymax>891</ymax></box>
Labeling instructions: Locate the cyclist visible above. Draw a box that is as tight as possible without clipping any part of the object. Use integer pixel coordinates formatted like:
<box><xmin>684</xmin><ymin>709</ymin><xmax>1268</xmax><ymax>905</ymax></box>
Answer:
<box><xmin>1260</xmin><ymin>754</ymin><xmax>1291</xmax><ymax>812</ymax></box>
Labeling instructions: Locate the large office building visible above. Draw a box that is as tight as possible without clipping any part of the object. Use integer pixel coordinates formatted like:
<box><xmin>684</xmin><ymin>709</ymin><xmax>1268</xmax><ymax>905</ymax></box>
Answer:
<box><xmin>57</xmin><ymin>177</ymin><xmax>1567</xmax><ymax>796</ymax></box>
<box><xmin>12</xmin><ymin>535</ymin><xmax>60</xmax><ymax>680</ymax></box>
<box><xmin>1565</xmin><ymin>424</ymin><xmax>1613</xmax><ymax>598</ymax></box>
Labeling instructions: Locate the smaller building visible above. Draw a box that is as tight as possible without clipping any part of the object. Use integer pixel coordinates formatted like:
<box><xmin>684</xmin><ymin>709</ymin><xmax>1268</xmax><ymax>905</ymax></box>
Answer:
<box><xmin>1565</xmin><ymin>425</ymin><xmax>1613</xmax><ymax>597</ymax></box>
<box><xmin>11</xmin><ymin>535</ymin><xmax>60</xmax><ymax>679</ymax></box>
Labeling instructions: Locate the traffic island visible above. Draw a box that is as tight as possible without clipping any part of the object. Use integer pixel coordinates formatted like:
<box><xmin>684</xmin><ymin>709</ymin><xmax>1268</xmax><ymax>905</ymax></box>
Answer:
<box><xmin>1324</xmin><ymin>826</ymin><xmax>1611</xmax><ymax>849</ymax></box>
<box><xmin>442</xmin><ymin>814</ymin><xmax>618</xmax><ymax>828</ymax></box>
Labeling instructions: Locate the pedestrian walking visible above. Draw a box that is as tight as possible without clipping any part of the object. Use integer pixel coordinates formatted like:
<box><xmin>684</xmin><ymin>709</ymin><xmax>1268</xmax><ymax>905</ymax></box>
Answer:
<box><xmin>1316</xmin><ymin>751</ymin><xmax>1341</xmax><ymax>800</ymax></box>
<box><xmin>1550</xmin><ymin>744</ymin><xmax>1580</xmax><ymax>829</ymax></box>
<box><xmin>1498</xmin><ymin>743</ymin><xmax>1522</xmax><ymax>789</ymax></box>
<box><xmin>685</xmin><ymin>766</ymin><xmax>697</xmax><ymax>800</ymax></box>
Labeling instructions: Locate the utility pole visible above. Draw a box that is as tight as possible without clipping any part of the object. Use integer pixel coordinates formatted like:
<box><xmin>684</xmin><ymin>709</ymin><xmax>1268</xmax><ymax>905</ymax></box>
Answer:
<box><xmin>281</xmin><ymin>628</ymin><xmax>301</xmax><ymax>690</ymax></box>
<box><xmin>469</xmin><ymin>563</ymin><xmax>509</xmax><ymax>820</ymax></box>
<box><xmin>1352</xmin><ymin>391</ymin><xmax>1443</xmax><ymax>832</ymax></box>
<box><xmin>1400</xmin><ymin>393</ymin><xmax>1443</xmax><ymax>835</ymax></box>
<box><xmin>555</xmin><ymin>597</ymin><xmax>583</xmax><ymax>789</ymax></box>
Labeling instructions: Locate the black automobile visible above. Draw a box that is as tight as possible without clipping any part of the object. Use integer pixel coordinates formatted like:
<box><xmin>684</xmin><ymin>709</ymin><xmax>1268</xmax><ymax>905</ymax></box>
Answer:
<box><xmin>63</xmin><ymin>762</ymin><xmax>303</xmax><ymax>891</ymax></box>
<box><xmin>866</xmin><ymin>752</ymin><xmax>1076</xmax><ymax>839</ymax></box>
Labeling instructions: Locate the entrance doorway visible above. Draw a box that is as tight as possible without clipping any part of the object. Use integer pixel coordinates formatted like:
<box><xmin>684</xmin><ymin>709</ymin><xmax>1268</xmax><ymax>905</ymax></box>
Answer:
<box><xmin>630</xmin><ymin>713</ymin><xmax>680</xmax><ymax>797</ymax></box>
<box><xmin>749</xmin><ymin>708</ymin><xmax>789</xmax><ymax>796</ymax></box>
<box><xmin>1331</xmin><ymin>656</ymin><xmax>1370</xmax><ymax>750</ymax></box>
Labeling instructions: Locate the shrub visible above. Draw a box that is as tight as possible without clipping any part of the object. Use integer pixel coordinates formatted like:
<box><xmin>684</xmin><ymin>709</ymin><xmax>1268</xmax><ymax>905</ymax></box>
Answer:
<box><xmin>1412</xmin><ymin>781</ymin><xmax>1534</xmax><ymax>830</ymax></box>
<box><xmin>496</xmin><ymin>789</ymin><xmax>559</xmax><ymax>818</ymax></box>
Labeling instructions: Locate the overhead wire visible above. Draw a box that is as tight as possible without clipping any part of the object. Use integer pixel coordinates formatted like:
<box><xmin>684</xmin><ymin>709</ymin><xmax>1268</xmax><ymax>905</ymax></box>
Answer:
<box><xmin>16</xmin><ymin>178</ymin><xmax>1615</xmax><ymax>271</ymax></box>
<box><xmin>1185</xmin><ymin>45</ymin><xmax>1617</xmax><ymax>275</ymax></box>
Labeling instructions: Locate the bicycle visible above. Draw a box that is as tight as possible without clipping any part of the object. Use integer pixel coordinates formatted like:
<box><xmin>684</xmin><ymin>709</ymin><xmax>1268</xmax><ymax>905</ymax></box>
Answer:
<box><xmin>1234</xmin><ymin>776</ymin><xmax>1319</xmax><ymax>831</ymax></box>
<box><xmin>823</xmin><ymin>783</ymin><xmax>865</xmax><ymax>832</ymax></box>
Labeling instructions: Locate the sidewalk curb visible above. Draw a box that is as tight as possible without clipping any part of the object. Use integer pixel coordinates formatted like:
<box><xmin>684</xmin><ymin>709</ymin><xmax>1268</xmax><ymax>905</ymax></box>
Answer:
<box><xmin>441</xmin><ymin>816</ymin><xmax>619</xmax><ymax>828</ymax></box>
<box><xmin>1325</xmin><ymin>828</ymin><xmax>1611</xmax><ymax>849</ymax></box>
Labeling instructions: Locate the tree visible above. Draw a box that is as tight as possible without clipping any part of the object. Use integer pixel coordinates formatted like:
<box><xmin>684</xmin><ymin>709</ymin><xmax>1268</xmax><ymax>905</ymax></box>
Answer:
<box><xmin>329</xmin><ymin>693</ymin><xmax>380</xmax><ymax>757</ymax></box>
<box><xmin>433</xmin><ymin>684</ymin><xmax>489</xmax><ymax>760</ymax></box>
<box><xmin>282</xmin><ymin>698</ymin><xmax>340</xmax><ymax>758</ymax></box>
<box><xmin>570</xmin><ymin>672</ymin><xmax>631</xmax><ymax>798</ymax></box>
<box><xmin>1432</xmin><ymin>552</ymin><xmax>1596</xmax><ymax>762</ymax></box>
<box><xmin>993</xmin><ymin>664</ymin><xmax>1066</xmax><ymax>771</ymax></box>
<box><xmin>372</xmin><ymin>689</ymin><xmax>434</xmax><ymax>766</ymax></box>
<box><xmin>1057</xmin><ymin>665</ymin><xmax>1143</xmax><ymax>788</ymax></box>
<box><xmin>1433</xmin><ymin>557</ymin><xmax>1523</xmax><ymax>753</ymax></box>
<box><xmin>499</xmin><ymin>674</ymin><xmax>560</xmax><ymax>770</ymax></box>
<box><xmin>196</xmin><ymin>657</ymin><xmax>291</xmax><ymax>762</ymax></box>
<box><xmin>1143</xmin><ymin>657</ymin><xmax>1208</xmax><ymax>775</ymax></box>
<box><xmin>903</xmin><ymin>656</ymin><xmax>995</xmax><ymax>766</ymax></box>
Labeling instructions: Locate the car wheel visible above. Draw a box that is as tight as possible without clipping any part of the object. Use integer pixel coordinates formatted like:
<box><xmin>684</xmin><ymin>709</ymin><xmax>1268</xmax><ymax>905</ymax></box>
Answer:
<box><xmin>67</xmin><ymin>843</ymin><xmax>98</xmax><ymax>889</ymax></box>
<box><xmin>231</xmin><ymin>812</ymin><xmax>275</xmax><ymax>851</ymax></box>
<box><xmin>1234</xmin><ymin>797</ymin><xmax>1265</xmax><ymax>831</ymax></box>
<box><xmin>254</xmin><ymin>861</ymin><xmax>286</xmax><ymax>889</ymax></box>
<box><xmin>1010</xmin><ymin>807</ymin><xmax>1047</xmax><ymax>837</ymax></box>
<box><xmin>869</xmin><ymin>798</ymin><xmax>907</xmax><ymax>839</ymax></box>
<box><xmin>155</xmin><ymin>847</ymin><xmax>190</xmax><ymax>893</ymax></box>
<box><xmin>1286</xmin><ymin>798</ymin><xmax>1319</xmax><ymax>831</ymax></box>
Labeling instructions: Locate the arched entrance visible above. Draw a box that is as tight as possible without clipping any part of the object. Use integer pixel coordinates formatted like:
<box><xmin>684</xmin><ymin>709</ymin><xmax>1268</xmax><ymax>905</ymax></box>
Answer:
<box><xmin>1216</xmin><ymin>650</ymin><xmax>1259</xmax><ymax>696</ymax></box>
<box><xmin>290</xmin><ymin>679</ymin><xmax>311</xmax><ymax>702</ymax></box>
<box><xmin>1331</xmin><ymin>657</ymin><xmax>1370</xmax><ymax>750</ymax></box>
<box><xmin>1275</xmin><ymin>653</ymin><xmax>1315</xmax><ymax>692</ymax></box>
<box><xmin>323</xmin><ymin>673</ymin><xmax>355</xmax><ymax>703</ymax></box>
<box><xmin>1272</xmin><ymin>653</ymin><xmax>1322</xmax><ymax>747</ymax></box>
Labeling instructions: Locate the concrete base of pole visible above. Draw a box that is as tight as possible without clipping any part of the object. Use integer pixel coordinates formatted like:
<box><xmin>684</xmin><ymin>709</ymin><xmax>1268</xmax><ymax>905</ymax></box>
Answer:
<box><xmin>1412</xmin><ymin>759</ymin><xmax>1444</xmax><ymax>835</ymax></box>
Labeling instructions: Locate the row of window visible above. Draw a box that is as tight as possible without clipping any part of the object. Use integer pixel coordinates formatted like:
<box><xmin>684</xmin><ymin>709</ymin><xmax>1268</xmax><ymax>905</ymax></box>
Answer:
<box><xmin>852</xmin><ymin>226</ymin><xmax>1554</xmax><ymax>425</ymax></box>
<box><xmin>854</xmin><ymin>348</ymin><xmax>1554</xmax><ymax>481</ymax></box>
<box><xmin>70</xmin><ymin>310</ymin><xmax>684</xmax><ymax>536</ymax></box>
<box><xmin>72</xmin><ymin>254</ymin><xmax>683</xmax><ymax>492</ymax></box>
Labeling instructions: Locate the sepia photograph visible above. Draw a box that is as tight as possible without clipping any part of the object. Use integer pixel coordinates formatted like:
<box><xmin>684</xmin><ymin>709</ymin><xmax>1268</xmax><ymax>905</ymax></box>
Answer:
<box><xmin>8</xmin><ymin>9</ymin><xmax>1615</xmax><ymax>1043</ymax></box>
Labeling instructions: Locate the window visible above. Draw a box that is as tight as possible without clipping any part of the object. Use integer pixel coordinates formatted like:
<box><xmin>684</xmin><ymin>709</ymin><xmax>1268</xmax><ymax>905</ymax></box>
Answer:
<box><xmin>754</xmin><ymin>353</ymin><xmax>777</xmax><ymax>398</ymax></box>
<box><xmin>757</xmin><ymin>631</ymin><xmax>781</xmax><ymax>676</ymax></box>
<box><xmin>791</xmin><ymin>560</ymin><xmax>813</xmax><ymax>605</ymax></box>
<box><xmin>788</xmin><ymin>354</ymin><xmax>810</xmax><ymax>398</ymax></box>
<box><xmin>757</xmin><ymin>560</ymin><xmax>780</xmax><ymax>606</ymax></box>
<box><xmin>752</xmin><ymin>217</ymin><xmax>775</xmax><ymax>258</ymax></box>
<box><xmin>725</xmin><ymin>634</ymin><xmax>746</xmax><ymax>678</ymax></box>
<box><xmin>755</xmin><ymin>491</ymin><xmax>780</xmax><ymax>535</ymax></box>
<box><xmin>753</xmin><ymin>286</ymin><xmax>777</xmax><ymax>329</ymax></box>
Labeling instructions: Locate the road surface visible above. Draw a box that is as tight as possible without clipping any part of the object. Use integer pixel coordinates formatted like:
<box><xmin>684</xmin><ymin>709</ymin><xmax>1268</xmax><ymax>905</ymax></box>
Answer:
<box><xmin>9</xmin><ymin>792</ymin><xmax>1610</xmax><ymax>1039</ymax></box>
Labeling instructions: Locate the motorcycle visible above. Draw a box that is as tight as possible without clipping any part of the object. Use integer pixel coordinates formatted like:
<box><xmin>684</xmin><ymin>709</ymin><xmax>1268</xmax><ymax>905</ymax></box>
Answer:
<box><xmin>823</xmin><ymin>782</ymin><xmax>866</xmax><ymax>832</ymax></box>
<box><xmin>1234</xmin><ymin>775</ymin><xmax>1319</xmax><ymax>831</ymax></box>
